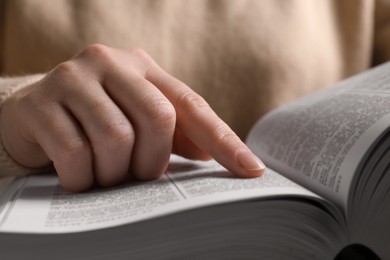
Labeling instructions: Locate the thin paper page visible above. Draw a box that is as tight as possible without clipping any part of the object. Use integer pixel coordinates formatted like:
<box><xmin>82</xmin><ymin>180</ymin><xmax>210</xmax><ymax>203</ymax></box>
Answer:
<box><xmin>0</xmin><ymin>156</ymin><xmax>315</xmax><ymax>234</ymax></box>
<box><xmin>247</xmin><ymin>62</ymin><xmax>390</xmax><ymax>210</ymax></box>
<box><xmin>165</xmin><ymin>155</ymin><xmax>307</xmax><ymax>198</ymax></box>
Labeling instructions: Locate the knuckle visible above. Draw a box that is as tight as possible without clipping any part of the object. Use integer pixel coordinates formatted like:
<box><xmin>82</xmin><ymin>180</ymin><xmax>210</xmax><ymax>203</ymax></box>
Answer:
<box><xmin>176</xmin><ymin>91</ymin><xmax>210</xmax><ymax>114</ymax></box>
<box><xmin>80</xmin><ymin>44</ymin><xmax>116</xmax><ymax>67</ymax></box>
<box><xmin>46</xmin><ymin>62</ymin><xmax>83</xmax><ymax>99</ymax></box>
<box><xmin>128</xmin><ymin>48</ymin><xmax>154</xmax><ymax>71</ymax></box>
<box><xmin>82</xmin><ymin>44</ymin><xmax>112</xmax><ymax>59</ymax></box>
<box><xmin>213</xmin><ymin>123</ymin><xmax>240</xmax><ymax>148</ymax></box>
<box><xmin>101</xmin><ymin>120</ymin><xmax>134</xmax><ymax>149</ymax></box>
<box><xmin>52</xmin><ymin>61</ymin><xmax>80</xmax><ymax>80</ymax></box>
<box><xmin>146</xmin><ymin>99</ymin><xmax>176</xmax><ymax>132</ymax></box>
<box><xmin>129</xmin><ymin>48</ymin><xmax>151</xmax><ymax>61</ymax></box>
<box><xmin>54</xmin><ymin>136</ymin><xmax>89</xmax><ymax>163</ymax></box>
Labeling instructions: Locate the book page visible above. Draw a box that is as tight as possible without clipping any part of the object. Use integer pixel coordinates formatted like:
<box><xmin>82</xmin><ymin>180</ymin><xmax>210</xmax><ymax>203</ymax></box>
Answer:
<box><xmin>246</xmin><ymin>62</ymin><xmax>390</xmax><ymax>210</ymax></box>
<box><xmin>0</xmin><ymin>155</ymin><xmax>316</xmax><ymax>234</ymax></box>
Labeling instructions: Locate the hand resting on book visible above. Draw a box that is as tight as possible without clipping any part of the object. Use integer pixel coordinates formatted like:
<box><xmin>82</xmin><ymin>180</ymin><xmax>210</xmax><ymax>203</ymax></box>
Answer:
<box><xmin>0</xmin><ymin>44</ymin><xmax>265</xmax><ymax>192</ymax></box>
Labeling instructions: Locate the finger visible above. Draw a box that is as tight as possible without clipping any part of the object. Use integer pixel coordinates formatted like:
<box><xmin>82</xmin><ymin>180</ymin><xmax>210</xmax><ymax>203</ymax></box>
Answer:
<box><xmin>62</xmin><ymin>78</ymin><xmax>135</xmax><ymax>187</ymax></box>
<box><xmin>146</xmin><ymin>65</ymin><xmax>266</xmax><ymax>178</ymax></box>
<box><xmin>29</xmin><ymin>103</ymin><xmax>94</xmax><ymax>192</ymax></box>
<box><xmin>103</xmin><ymin>71</ymin><xmax>175</xmax><ymax>180</ymax></box>
<box><xmin>172</xmin><ymin>129</ymin><xmax>212</xmax><ymax>161</ymax></box>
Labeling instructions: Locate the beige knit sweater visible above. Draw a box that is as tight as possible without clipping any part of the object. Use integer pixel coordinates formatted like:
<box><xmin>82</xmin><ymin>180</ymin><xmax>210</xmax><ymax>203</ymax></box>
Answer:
<box><xmin>1</xmin><ymin>0</ymin><xmax>390</xmax><ymax>176</ymax></box>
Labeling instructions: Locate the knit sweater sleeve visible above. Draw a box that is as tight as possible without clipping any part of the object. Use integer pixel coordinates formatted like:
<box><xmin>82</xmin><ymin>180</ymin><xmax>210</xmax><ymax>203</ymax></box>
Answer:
<box><xmin>373</xmin><ymin>0</ymin><xmax>390</xmax><ymax>64</ymax></box>
<box><xmin>0</xmin><ymin>74</ymin><xmax>46</xmax><ymax>177</ymax></box>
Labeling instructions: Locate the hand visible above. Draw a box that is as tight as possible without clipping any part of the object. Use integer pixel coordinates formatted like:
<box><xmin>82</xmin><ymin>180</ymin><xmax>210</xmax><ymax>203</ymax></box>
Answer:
<box><xmin>0</xmin><ymin>44</ymin><xmax>265</xmax><ymax>192</ymax></box>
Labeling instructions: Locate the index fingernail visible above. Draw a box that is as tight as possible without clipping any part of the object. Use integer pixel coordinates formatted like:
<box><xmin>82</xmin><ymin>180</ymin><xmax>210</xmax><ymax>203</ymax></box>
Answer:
<box><xmin>237</xmin><ymin>148</ymin><xmax>266</xmax><ymax>176</ymax></box>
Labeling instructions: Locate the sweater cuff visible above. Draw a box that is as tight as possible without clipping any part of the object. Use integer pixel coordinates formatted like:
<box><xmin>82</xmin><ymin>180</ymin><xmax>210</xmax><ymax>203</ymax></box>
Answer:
<box><xmin>0</xmin><ymin>74</ymin><xmax>46</xmax><ymax>177</ymax></box>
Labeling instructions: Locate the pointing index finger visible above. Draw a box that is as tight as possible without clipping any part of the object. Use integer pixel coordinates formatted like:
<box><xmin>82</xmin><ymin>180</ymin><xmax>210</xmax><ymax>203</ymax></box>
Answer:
<box><xmin>146</xmin><ymin>65</ymin><xmax>266</xmax><ymax>178</ymax></box>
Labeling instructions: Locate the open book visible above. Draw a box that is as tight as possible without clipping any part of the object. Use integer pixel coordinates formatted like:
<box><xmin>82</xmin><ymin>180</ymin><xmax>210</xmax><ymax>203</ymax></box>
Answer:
<box><xmin>0</xmin><ymin>62</ymin><xmax>390</xmax><ymax>259</ymax></box>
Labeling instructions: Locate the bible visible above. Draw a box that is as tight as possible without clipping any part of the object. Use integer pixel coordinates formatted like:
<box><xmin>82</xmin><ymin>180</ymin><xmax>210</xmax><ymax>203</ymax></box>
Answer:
<box><xmin>1</xmin><ymin>62</ymin><xmax>390</xmax><ymax>259</ymax></box>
